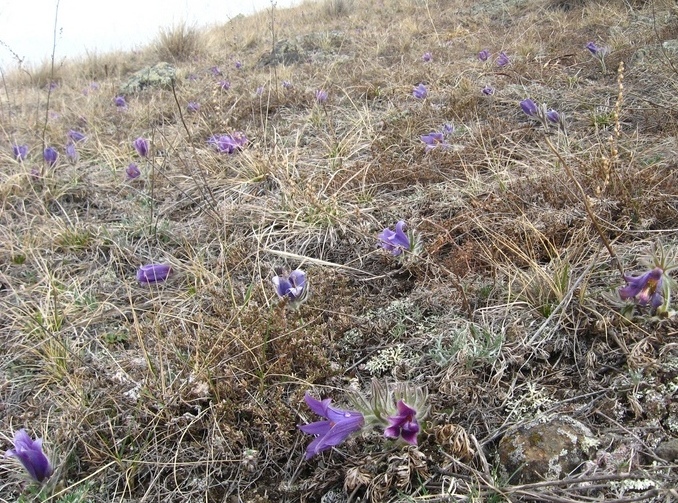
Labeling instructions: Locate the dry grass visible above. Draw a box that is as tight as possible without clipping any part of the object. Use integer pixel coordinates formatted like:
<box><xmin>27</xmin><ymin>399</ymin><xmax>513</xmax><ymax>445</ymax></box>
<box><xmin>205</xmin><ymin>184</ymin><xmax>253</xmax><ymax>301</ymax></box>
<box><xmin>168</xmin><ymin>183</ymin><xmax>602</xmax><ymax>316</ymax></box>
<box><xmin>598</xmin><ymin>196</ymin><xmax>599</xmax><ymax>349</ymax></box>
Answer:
<box><xmin>1</xmin><ymin>0</ymin><xmax>678</xmax><ymax>501</ymax></box>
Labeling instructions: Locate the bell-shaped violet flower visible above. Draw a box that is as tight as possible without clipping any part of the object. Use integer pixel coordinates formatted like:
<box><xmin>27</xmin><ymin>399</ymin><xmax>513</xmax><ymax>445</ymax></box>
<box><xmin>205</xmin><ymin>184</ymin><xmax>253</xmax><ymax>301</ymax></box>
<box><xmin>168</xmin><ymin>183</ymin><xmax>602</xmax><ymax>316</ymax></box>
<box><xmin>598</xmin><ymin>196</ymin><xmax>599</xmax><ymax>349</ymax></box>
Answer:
<box><xmin>43</xmin><ymin>147</ymin><xmax>58</xmax><ymax>167</ymax></box>
<box><xmin>586</xmin><ymin>41</ymin><xmax>607</xmax><ymax>56</ymax></box>
<box><xmin>298</xmin><ymin>393</ymin><xmax>364</xmax><ymax>459</ymax></box>
<box><xmin>12</xmin><ymin>144</ymin><xmax>28</xmax><ymax>161</ymax></box>
<box><xmin>384</xmin><ymin>400</ymin><xmax>420</xmax><ymax>445</ymax></box>
<box><xmin>133</xmin><ymin>137</ymin><xmax>149</xmax><ymax>158</ymax></box>
<box><xmin>65</xmin><ymin>143</ymin><xmax>78</xmax><ymax>163</ymax></box>
<box><xmin>272</xmin><ymin>269</ymin><xmax>308</xmax><ymax>307</ymax></box>
<box><xmin>235</xmin><ymin>60</ymin><xmax>243</xmax><ymax>69</ymax></box>
<box><xmin>422</xmin><ymin>52</ymin><xmax>432</xmax><ymax>62</ymax></box>
<box><xmin>546</xmin><ymin>109</ymin><xmax>560</xmax><ymax>123</ymax></box>
<box><xmin>378</xmin><ymin>221</ymin><xmax>410</xmax><ymax>256</ymax></box>
<box><xmin>315</xmin><ymin>89</ymin><xmax>328</xmax><ymax>103</ymax></box>
<box><xmin>67</xmin><ymin>130</ymin><xmax>86</xmax><ymax>142</ymax></box>
<box><xmin>208</xmin><ymin>133</ymin><xmax>247</xmax><ymax>154</ymax></box>
<box><xmin>114</xmin><ymin>96</ymin><xmax>127</xmax><ymax>108</ymax></box>
<box><xmin>520</xmin><ymin>98</ymin><xmax>538</xmax><ymax>117</ymax></box>
<box><xmin>482</xmin><ymin>85</ymin><xmax>495</xmax><ymax>96</ymax></box>
<box><xmin>478</xmin><ymin>49</ymin><xmax>491</xmax><ymax>61</ymax></box>
<box><xmin>218</xmin><ymin>80</ymin><xmax>231</xmax><ymax>91</ymax></box>
<box><xmin>413</xmin><ymin>83</ymin><xmax>428</xmax><ymax>100</ymax></box>
<box><xmin>496</xmin><ymin>52</ymin><xmax>510</xmax><ymax>67</ymax></box>
<box><xmin>5</xmin><ymin>429</ymin><xmax>53</xmax><ymax>483</ymax></box>
<box><xmin>209</xmin><ymin>65</ymin><xmax>222</xmax><ymax>76</ymax></box>
<box><xmin>420</xmin><ymin>132</ymin><xmax>448</xmax><ymax>152</ymax></box>
<box><xmin>126</xmin><ymin>163</ymin><xmax>141</xmax><ymax>180</ymax></box>
<box><xmin>136</xmin><ymin>263</ymin><xmax>172</xmax><ymax>284</ymax></box>
<box><xmin>619</xmin><ymin>267</ymin><xmax>663</xmax><ymax>309</ymax></box>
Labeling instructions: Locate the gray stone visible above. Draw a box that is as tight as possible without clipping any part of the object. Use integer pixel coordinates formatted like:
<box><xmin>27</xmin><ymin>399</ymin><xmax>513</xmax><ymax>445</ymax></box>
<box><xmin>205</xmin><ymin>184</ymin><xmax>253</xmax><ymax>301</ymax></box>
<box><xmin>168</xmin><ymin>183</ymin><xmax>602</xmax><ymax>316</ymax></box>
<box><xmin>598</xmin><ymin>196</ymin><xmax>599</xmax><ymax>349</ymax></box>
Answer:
<box><xmin>655</xmin><ymin>438</ymin><xmax>678</xmax><ymax>462</ymax></box>
<box><xmin>120</xmin><ymin>62</ymin><xmax>176</xmax><ymax>94</ymax></box>
<box><xmin>257</xmin><ymin>39</ymin><xmax>305</xmax><ymax>67</ymax></box>
<box><xmin>499</xmin><ymin>416</ymin><xmax>597</xmax><ymax>484</ymax></box>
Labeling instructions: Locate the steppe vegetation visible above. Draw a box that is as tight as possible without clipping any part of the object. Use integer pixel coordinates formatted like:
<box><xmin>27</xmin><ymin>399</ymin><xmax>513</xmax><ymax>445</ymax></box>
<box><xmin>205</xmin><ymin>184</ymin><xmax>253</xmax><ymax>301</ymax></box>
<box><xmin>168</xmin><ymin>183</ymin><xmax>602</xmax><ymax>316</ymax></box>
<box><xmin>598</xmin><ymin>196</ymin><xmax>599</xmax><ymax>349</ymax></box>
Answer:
<box><xmin>1</xmin><ymin>0</ymin><xmax>678</xmax><ymax>501</ymax></box>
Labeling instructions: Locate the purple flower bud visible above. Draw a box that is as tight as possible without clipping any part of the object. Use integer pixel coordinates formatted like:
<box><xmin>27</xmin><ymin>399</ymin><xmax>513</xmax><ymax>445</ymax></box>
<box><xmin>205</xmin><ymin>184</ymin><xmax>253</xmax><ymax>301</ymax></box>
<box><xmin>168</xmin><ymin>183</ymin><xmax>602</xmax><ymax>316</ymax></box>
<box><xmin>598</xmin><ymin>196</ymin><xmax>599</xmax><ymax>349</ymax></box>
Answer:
<box><xmin>546</xmin><ymin>109</ymin><xmax>560</xmax><ymax>123</ymax></box>
<box><xmin>47</xmin><ymin>81</ymin><xmax>58</xmax><ymax>91</ymax></box>
<box><xmin>235</xmin><ymin>61</ymin><xmax>242</xmax><ymax>69</ymax></box>
<box><xmin>520</xmin><ymin>98</ymin><xmax>538</xmax><ymax>117</ymax></box>
<box><xmin>477</xmin><ymin>49</ymin><xmax>490</xmax><ymax>61</ymax></box>
<box><xmin>282</xmin><ymin>80</ymin><xmax>293</xmax><ymax>89</ymax></box>
<box><xmin>378</xmin><ymin>221</ymin><xmax>410</xmax><ymax>256</ymax></box>
<box><xmin>6</xmin><ymin>429</ymin><xmax>53</xmax><ymax>482</ymax></box>
<box><xmin>133</xmin><ymin>137</ymin><xmax>149</xmax><ymax>157</ymax></box>
<box><xmin>187</xmin><ymin>101</ymin><xmax>200</xmax><ymax>113</ymax></box>
<box><xmin>482</xmin><ymin>85</ymin><xmax>495</xmax><ymax>96</ymax></box>
<box><xmin>422</xmin><ymin>52</ymin><xmax>432</xmax><ymax>62</ymax></box>
<box><xmin>218</xmin><ymin>80</ymin><xmax>231</xmax><ymax>91</ymax></box>
<box><xmin>413</xmin><ymin>83</ymin><xmax>428</xmax><ymax>100</ymax></box>
<box><xmin>315</xmin><ymin>89</ymin><xmax>328</xmax><ymax>103</ymax></box>
<box><xmin>12</xmin><ymin>144</ymin><xmax>28</xmax><ymax>161</ymax></box>
<box><xmin>126</xmin><ymin>163</ymin><xmax>141</xmax><ymax>180</ymax></box>
<box><xmin>65</xmin><ymin>143</ymin><xmax>78</xmax><ymax>162</ymax></box>
<box><xmin>586</xmin><ymin>41</ymin><xmax>600</xmax><ymax>55</ymax></box>
<box><xmin>209</xmin><ymin>65</ymin><xmax>222</xmax><ymax>76</ymax></box>
<box><xmin>443</xmin><ymin>123</ymin><xmax>454</xmax><ymax>134</ymax></box>
<box><xmin>136</xmin><ymin>263</ymin><xmax>172</xmax><ymax>284</ymax></box>
<box><xmin>114</xmin><ymin>96</ymin><xmax>127</xmax><ymax>108</ymax></box>
<box><xmin>298</xmin><ymin>393</ymin><xmax>364</xmax><ymax>459</ymax></box>
<box><xmin>43</xmin><ymin>147</ymin><xmax>58</xmax><ymax>167</ymax></box>
<box><xmin>496</xmin><ymin>52</ymin><xmax>510</xmax><ymax>67</ymax></box>
<box><xmin>384</xmin><ymin>400</ymin><xmax>420</xmax><ymax>445</ymax></box>
<box><xmin>67</xmin><ymin>130</ymin><xmax>86</xmax><ymax>142</ymax></box>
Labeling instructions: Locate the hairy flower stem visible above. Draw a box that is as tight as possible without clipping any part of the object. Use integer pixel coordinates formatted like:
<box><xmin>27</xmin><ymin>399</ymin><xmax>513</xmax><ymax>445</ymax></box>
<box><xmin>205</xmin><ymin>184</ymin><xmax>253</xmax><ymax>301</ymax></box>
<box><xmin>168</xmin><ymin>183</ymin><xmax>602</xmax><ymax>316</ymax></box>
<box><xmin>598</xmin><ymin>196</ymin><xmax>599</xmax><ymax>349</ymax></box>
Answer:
<box><xmin>544</xmin><ymin>136</ymin><xmax>624</xmax><ymax>278</ymax></box>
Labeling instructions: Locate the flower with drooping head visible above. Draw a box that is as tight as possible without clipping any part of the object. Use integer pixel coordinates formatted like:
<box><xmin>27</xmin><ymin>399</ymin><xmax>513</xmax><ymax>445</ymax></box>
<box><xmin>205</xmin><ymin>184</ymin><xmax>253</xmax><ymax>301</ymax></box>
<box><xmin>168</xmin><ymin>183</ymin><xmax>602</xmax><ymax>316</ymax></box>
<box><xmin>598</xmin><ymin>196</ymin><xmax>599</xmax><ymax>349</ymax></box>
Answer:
<box><xmin>218</xmin><ymin>80</ymin><xmax>231</xmax><ymax>91</ymax></box>
<box><xmin>315</xmin><ymin>89</ymin><xmax>328</xmax><ymax>103</ymax></box>
<box><xmin>65</xmin><ymin>143</ymin><xmax>78</xmax><ymax>163</ymax></box>
<box><xmin>114</xmin><ymin>96</ymin><xmax>127</xmax><ymax>108</ymax></box>
<box><xmin>384</xmin><ymin>400</ymin><xmax>420</xmax><ymax>445</ymax></box>
<box><xmin>413</xmin><ymin>83</ymin><xmax>428</xmax><ymax>100</ymax></box>
<box><xmin>272</xmin><ymin>269</ymin><xmax>309</xmax><ymax>308</ymax></box>
<box><xmin>482</xmin><ymin>85</ymin><xmax>495</xmax><ymax>96</ymax></box>
<box><xmin>67</xmin><ymin>130</ymin><xmax>86</xmax><ymax>142</ymax></box>
<box><xmin>478</xmin><ymin>49</ymin><xmax>490</xmax><ymax>61</ymax></box>
<box><xmin>208</xmin><ymin>133</ymin><xmax>248</xmax><ymax>154</ymax></box>
<box><xmin>496</xmin><ymin>51</ymin><xmax>510</xmax><ymax>67</ymax></box>
<box><xmin>378</xmin><ymin>221</ymin><xmax>410</xmax><ymax>256</ymax></box>
<box><xmin>420</xmin><ymin>132</ymin><xmax>449</xmax><ymax>152</ymax></box>
<box><xmin>619</xmin><ymin>267</ymin><xmax>664</xmax><ymax>309</ymax></box>
<box><xmin>133</xmin><ymin>137</ymin><xmax>149</xmax><ymax>158</ymax></box>
<box><xmin>422</xmin><ymin>52</ymin><xmax>432</xmax><ymax>62</ymax></box>
<box><xmin>298</xmin><ymin>393</ymin><xmax>364</xmax><ymax>459</ymax></box>
<box><xmin>12</xmin><ymin>144</ymin><xmax>28</xmax><ymax>161</ymax></box>
<box><xmin>5</xmin><ymin>429</ymin><xmax>53</xmax><ymax>483</ymax></box>
<box><xmin>43</xmin><ymin>147</ymin><xmax>58</xmax><ymax>167</ymax></box>
<box><xmin>520</xmin><ymin>98</ymin><xmax>538</xmax><ymax>117</ymax></box>
<box><xmin>126</xmin><ymin>163</ymin><xmax>141</xmax><ymax>180</ymax></box>
<box><xmin>136</xmin><ymin>263</ymin><xmax>172</xmax><ymax>284</ymax></box>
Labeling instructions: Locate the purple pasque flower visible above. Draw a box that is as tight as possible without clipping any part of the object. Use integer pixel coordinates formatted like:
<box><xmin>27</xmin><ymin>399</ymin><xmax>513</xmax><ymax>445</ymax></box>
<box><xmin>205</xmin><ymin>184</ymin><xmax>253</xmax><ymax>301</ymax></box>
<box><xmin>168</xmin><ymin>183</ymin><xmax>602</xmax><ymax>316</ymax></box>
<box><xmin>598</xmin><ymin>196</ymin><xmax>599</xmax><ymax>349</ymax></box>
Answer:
<box><xmin>413</xmin><ymin>83</ymin><xmax>428</xmax><ymax>100</ymax></box>
<box><xmin>209</xmin><ymin>65</ymin><xmax>222</xmax><ymax>76</ymax></box>
<box><xmin>114</xmin><ymin>96</ymin><xmax>127</xmax><ymax>108</ymax></box>
<box><xmin>235</xmin><ymin>60</ymin><xmax>243</xmax><ymax>69</ymax></box>
<box><xmin>384</xmin><ymin>400</ymin><xmax>420</xmax><ymax>445</ymax></box>
<box><xmin>442</xmin><ymin>123</ymin><xmax>454</xmax><ymax>134</ymax></box>
<box><xmin>420</xmin><ymin>132</ymin><xmax>448</xmax><ymax>152</ymax></box>
<box><xmin>43</xmin><ymin>147</ymin><xmax>58</xmax><ymax>167</ymax></box>
<box><xmin>65</xmin><ymin>143</ymin><xmax>78</xmax><ymax>162</ymax></box>
<box><xmin>520</xmin><ymin>98</ymin><xmax>538</xmax><ymax>117</ymax></box>
<box><xmin>282</xmin><ymin>80</ymin><xmax>293</xmax><ymax>89</ymax></box>
<box><xmin>481</xmin><ymin>85</ymin><xmax>495</xmax><ymax>96</ymax></box>
<box><xmin>12</xmin><ymin>144</ymin><xmax>28</xmax><ymax>161</ymax></box>
<box><xmin>496</xmin><ymin>51</ymin><xmax>510</xmax><ymax>67</ymax></box>
<box><xmin>586</xmin><ymin>41</ymin><xmax>605</xmax><ymax>55</ymax></box>
<box><xmin>218</xmin><ymin>80</ymin><xmax>231</xmax><ymax>91</ymax></box>
<box><xmin>619</xmin><ymin>267</ymin><xmax>663</xmax><ymax>309</ymax></box>
<box><xmin>315</xmin><ymin>89</ymin><xmax>328</xmax><ymax>103</ymax></box>
<box><xmin>133</xmin><ymin>137</ymin><xmax>149</xmax><ymax>157</ymax></box>
<box><xmin>298</xmin><ymin>392</ymin><xmax>364</xmax><ymax>459</ymax></box>
<box><xmin>187</xmin><ymin>101</ymin><xmax>200</xmax><ymax>113</ymax></box>
<box><xmin>422</xmin><ymin>52</ymin><xmax>432</xmax><ymax>62</ymax></box>
<box><xmin>5</xmin><ymin>429</ymin><xmax>53</xmax><ymax>483</ymax></box>
<box><xmin>546</xmin><ymin>109</ymin><xmax>560</xmax><ymax>123</ymax></box>
<box><xmin>126</xmin><ymin>163</ymin><xmax>141</xmax><ymax>180</ymax></box>
<box><xmin>208</xmin><ymin>132</ymin><xmax>248</xmax><ymax>154</ymax></box>
<box><xmin>136</xmin><ymin>263</ymin><xmax>172</xmax><ymax>284</ymax></box>
<box><xmin>272</xmin><ymin>269</ymin><xmax>308</xmax><ymax>307</ymax></box>
<box><xmin>477</xmin><ymin>49</ymin><xmax>490</xmax><ymax>61</ymax></box>
<box><xmin>378</xmin><ymin>221</ymin><xmax>410</xmax><ymax>256</ymax></box>
<box><xmin>67</xmin><ymin>130</ymin><xmax>86</xmax><ymax>142</ymax></box>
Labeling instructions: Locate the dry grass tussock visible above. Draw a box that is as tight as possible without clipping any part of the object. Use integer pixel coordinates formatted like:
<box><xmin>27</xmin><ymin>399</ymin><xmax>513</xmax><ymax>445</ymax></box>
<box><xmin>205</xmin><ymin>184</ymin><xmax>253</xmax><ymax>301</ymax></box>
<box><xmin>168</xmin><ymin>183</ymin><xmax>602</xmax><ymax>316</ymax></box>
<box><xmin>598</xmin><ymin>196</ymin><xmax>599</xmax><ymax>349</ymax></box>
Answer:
<box><xmin>1</xmin><ymin>0</ymin><xmax>678</xmax><ymax>501</ymax></box>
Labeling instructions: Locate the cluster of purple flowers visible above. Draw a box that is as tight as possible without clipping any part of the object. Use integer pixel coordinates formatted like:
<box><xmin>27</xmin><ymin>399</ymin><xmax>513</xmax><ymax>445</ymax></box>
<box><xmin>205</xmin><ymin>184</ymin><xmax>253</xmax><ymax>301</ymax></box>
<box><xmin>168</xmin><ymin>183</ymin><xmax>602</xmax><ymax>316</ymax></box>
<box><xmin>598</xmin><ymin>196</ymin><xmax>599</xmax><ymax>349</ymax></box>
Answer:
<box><xmin>420</xmin><ymin>123</ymin><xmax>454</xmax><ymax>152</ymax></box>
<box><xmin>478</xmin><ymin>49</ymin><xmax>509</xmax><ymax>67</ymax></box>
<box><xmin>520</xmin><ymin>98</ymin><xmax>565</xmax><ymax>130</ymax></box>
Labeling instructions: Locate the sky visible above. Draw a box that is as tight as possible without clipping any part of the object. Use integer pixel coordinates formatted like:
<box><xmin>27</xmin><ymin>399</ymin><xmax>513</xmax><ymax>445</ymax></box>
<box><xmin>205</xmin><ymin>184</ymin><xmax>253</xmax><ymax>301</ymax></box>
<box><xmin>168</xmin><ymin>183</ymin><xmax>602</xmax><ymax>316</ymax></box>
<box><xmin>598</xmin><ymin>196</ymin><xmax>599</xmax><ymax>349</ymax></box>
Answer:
<box><xmin>0</xmin><ymin>0</ymin><xmax>305</xmax><ymax>69</ymax></box>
